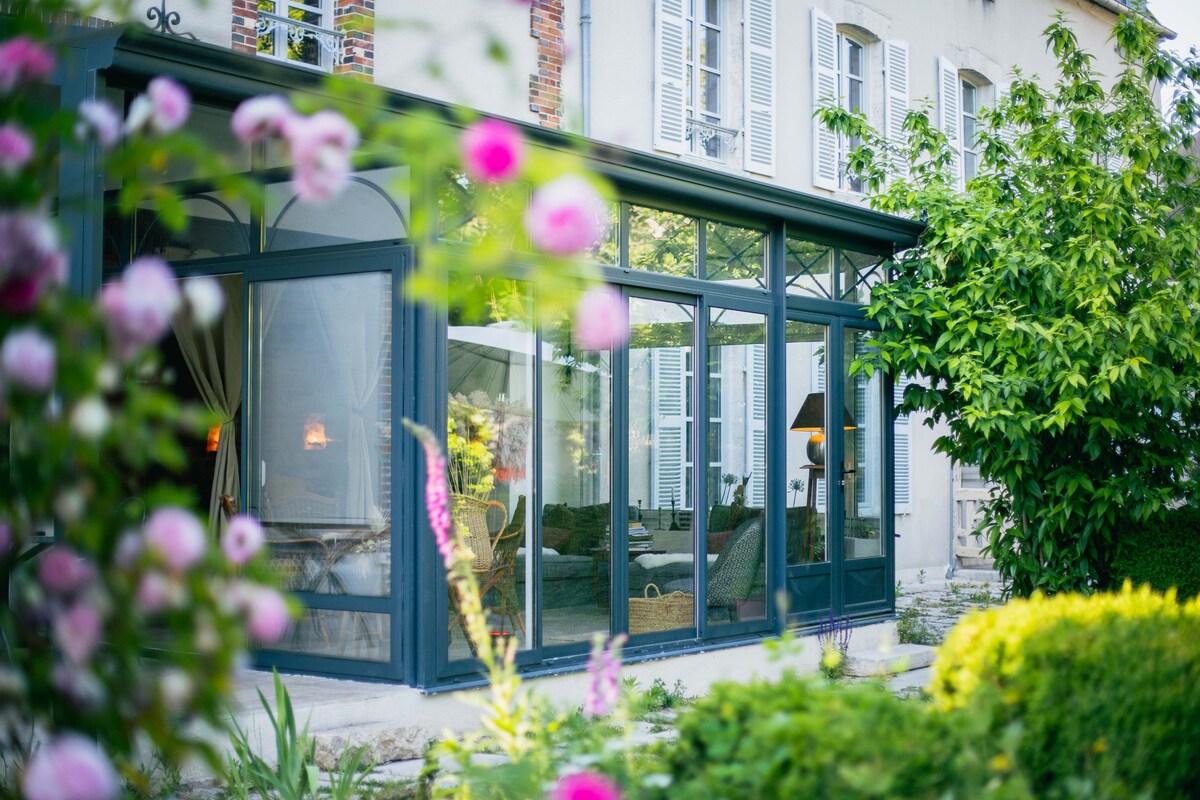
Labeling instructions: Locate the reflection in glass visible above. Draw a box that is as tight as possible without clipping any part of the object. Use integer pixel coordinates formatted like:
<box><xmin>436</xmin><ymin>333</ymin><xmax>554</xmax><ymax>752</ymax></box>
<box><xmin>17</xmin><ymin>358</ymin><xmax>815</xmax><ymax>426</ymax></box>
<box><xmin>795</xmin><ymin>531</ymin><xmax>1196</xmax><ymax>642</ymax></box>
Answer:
<box><xmin>250</xmin><ymin>272</ymin><xmax>393</xmax><ymax>612</ymax></box>
<box><xmin>843</xmin><ymin>328</ymin><xmax>882</xmax><ymax>559</ymax></box>
<box><xmin>785</xmin><ymin>236</ymin><xmax>834</xmax><ymax>299</ymax></box>
<box><xmin>541</xmin><ymin>320</ymin><xmax>612</xmax><ymax>647</ymax></box>
<box><xmin>785</xmin><ymin>321</ymin><xmax>828</xmax><ymax>565</ymax></box>
<box><xmin>135</xmin><ymin>194</ymin><xmax>252</xmax><ymax>261</ymax></box>
<box><xmin>267</xmin><ymin>609</ymin><xmax>389</xmax><ymax>662</ymax></box>
<box><xmin>706</xmin><ymin>222</ymin><xmax>765</xmax><ymax>287</ymax></box>
<box><xmin>627</xmin><ymin>298</ymin><xmax>696</xmax><ymax>636</ymax></box>
<box><xmin>705</xmin><ymin>308</ymin><xmax>767</xmax><ymax>624</ymax></box>
<box><xmin>437</xmin><ymin>172</ymin><xmax>526</xmax><ymax>249</ymax></box>
<box><xmin>839</xmin><ymin>249</ymin><xmax>888</xmax><ymax>304</ymax></box>
<box><xmin>628</xmin><ymin>206</ymin><xmax>697</xmax><ymax>278</ymax></box>
<box><xmin>266</xmin><ymin>167</ymin><xmax>409</xmax><ymax>251</ymax></box>
<box><xmin>446</xmin><ymin>280</ymin><xmax>534</xmax><ymax>660</ymax></box>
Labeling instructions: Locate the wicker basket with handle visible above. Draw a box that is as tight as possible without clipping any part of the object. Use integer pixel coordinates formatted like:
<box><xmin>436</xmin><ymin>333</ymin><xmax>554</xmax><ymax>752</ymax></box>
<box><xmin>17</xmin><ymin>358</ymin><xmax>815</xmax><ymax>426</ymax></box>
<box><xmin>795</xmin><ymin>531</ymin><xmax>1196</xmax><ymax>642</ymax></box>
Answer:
<box><xmin>453</xmin><ymin>495</ymin><xmax>506</xmax><ymax>572</ymax></box>
<box><xmin>628</xmin><ymin>583</ymin><xmax>693</xmax><ymax>634</ymax></box>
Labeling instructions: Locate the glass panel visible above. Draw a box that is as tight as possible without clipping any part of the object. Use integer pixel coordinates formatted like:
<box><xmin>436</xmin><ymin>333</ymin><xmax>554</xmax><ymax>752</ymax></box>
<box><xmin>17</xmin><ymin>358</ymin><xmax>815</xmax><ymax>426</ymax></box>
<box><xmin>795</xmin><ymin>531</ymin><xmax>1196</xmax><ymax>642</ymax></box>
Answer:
<box><xmin>705</xmin><ymin>222</ymin><xmax>765</xmax><ymax>287</ymax></box>
<box><xmin>627</xmin><ymin>206</ymin><xmax>697</xmax><ymax>278</ymax></box>
<box><xmin>627</xmin><ymin>298</ymin><xmax>696</xmax><ymax>636</ymax></box>
<box><xmin>840</xmin><ymin>249</ymin><xmax>888</xmax><ymax>304</ymax></box>
<box><xmin>702</xmin><ymin>26</ymin><xmax>719</xmax><ymax>69</ymax></box>
<box><xmin>540</xmin><ymin>318</ymin><xmax>613</xmax><ymax>647</ymax></box>
<box><xmin>147</xmin><ymin>104</ymin><xmax>250</xmax><ymax>183</ymax></box>
<box><xmin>785</xmin><ymin>235</ymin><xmax>833</xmax><ymax>299</ymax></box>
<box><xmin>704</xmin><ymin>0</ymin><xmax>719</xmax><ymax>25</ymax></box>
<box><xmin>843</xmin><ymin>328</ymin><xmax>882</xmax><ymax>559</ymax></box>
<box><xmin>962</xmin><ymin>80</ymin><xmax>977</xmax><ymax>114</ymax></box>
<box><xmin>446</xmin><ymin>279</ymin><xmax>535</xmax><ymax>660</ymax></box>
<box><xmin>266</xmin><ymin>166</ymin><xmax>409</xmax><ymax>251</ymax></box>
<box><xmin>848</xmin><ymin>77</ymin><xmax>863</xmax><ymax>114</ymax></box>
<box><xmin>266</xmin><ymin>609</ymin><xmax>389</xmax><ymax>662</ymax></box>
<box><xmin>706</xmin><ymin>309</ymin><xmax>767</xmax><ymax>625</ymax></box>
<box><xmin>251</xmin><ymin>272</ymin><xmax>394</xmax><ymax>611</ymax></box>
<box><xmin>847</xmin><ymin>39</ymin><xmax>863</xmax><ymax>77</ymax></box>
<box><xmin>701</xmin><ymin>71</ymin><xmax>720</xmax><ymax>115</ymax></box>
<box><xmin>785</xmin><ymin>321</ymin><xmax>828</xmax><ymax>565</ymax></box>
<box><xmin>437</xmin><ymin>172</ymin><xmax>526</xmax><ymax>249</ymax></box>
<box><xmin>587</xmin><ymin>203</ymin><xmax>620</xmax><ymax>264</ymax></box>
<box><xmin>134</xmin><ymin>194</ymin><xmax>253</xmax><ymax>261</ymax></box>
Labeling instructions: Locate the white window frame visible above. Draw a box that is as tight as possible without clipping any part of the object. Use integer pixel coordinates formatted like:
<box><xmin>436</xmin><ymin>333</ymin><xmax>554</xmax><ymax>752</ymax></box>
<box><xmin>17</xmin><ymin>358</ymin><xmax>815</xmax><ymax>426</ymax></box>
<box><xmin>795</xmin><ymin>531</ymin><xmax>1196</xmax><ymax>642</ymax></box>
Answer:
<box><xmin>256</xmin><ymin>0</ymin><xmax>341</xmax><ymax>73</ymax></box>
<box><xmin>836</xmin><ymin>32</ymin><xmax>867</xmax><ymax>192</ymax></box>
<box><xmin>961</xmin><ymin>77</ymin><xmax>980</xmax><ymax>182</ymax></box>
<box><xmin>685</xmin><ymin>0</ymin><xmax>727</xmax><ymax>160</ymax></box>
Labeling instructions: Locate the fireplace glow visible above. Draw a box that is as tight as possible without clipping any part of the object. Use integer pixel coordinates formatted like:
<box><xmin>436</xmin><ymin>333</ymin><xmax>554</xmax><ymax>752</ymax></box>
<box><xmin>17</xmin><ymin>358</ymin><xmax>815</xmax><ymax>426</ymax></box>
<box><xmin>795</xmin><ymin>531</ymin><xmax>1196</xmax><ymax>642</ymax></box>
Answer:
<box><xmin>206</xmin><ymin>424</ymin><xmax>220</xmax><ymax>453</ymax></box>
<box><xmin>303</xmin><ymin>414</ymin><xmax>329</xmax><ymax>450</ymax></box>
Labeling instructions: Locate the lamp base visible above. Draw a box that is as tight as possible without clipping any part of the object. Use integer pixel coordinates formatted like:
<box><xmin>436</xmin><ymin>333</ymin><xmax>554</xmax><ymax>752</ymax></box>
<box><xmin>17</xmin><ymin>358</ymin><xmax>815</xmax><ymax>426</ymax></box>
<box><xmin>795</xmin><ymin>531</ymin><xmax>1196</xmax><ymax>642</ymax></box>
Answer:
<box><xmin>807</xmin><ymin>433</ymin><xmax>826</xmax><ymax>466</ymax></box>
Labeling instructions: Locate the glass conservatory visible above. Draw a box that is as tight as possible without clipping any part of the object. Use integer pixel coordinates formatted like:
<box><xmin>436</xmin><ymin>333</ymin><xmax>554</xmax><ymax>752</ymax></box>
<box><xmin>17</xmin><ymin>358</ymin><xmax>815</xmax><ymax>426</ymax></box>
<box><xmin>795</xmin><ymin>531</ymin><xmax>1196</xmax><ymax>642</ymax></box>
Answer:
<box><xmin>61</xmin><ymin>29</ymin><xmax>921</xmax><ymax>688</ymax></box>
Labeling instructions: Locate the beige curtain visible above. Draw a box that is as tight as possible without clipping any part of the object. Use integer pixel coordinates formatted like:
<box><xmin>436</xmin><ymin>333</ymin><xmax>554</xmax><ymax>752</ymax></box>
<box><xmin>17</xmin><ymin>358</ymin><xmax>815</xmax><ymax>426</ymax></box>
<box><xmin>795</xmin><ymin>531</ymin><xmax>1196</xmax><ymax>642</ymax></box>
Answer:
<box><xmin>172</xmin><ymin>274</ymin><xmax>243</xmax><ymax>535</ymax></box>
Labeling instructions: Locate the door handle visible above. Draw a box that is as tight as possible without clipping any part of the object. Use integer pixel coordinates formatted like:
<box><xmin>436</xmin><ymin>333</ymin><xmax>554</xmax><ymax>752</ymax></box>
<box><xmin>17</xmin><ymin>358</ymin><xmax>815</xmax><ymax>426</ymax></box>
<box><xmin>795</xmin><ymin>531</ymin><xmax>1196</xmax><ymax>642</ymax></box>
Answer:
<box><xmin>840</xmin><ymin>467</ymin><xmax>855</xmax><ymax>488</ymax></box>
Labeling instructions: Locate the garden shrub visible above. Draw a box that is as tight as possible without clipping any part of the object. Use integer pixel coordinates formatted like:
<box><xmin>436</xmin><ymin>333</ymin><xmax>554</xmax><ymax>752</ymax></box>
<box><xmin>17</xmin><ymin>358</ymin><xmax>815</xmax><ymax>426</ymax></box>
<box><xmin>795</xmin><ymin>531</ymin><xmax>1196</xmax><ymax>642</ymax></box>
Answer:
<box><xmin>653</xmin><ymin>673</ymin><xmax>1026</xmax><ymax>800</ymax></box>
<box><xmin>1109</xmin><ymin>505</ymin><xmax>1200</xmax><ymax>599</ymax></box>
<box><xmin>931</xmin><ymin>585</ymin><xmax>1200</xmax><ymax>799</ymax></box>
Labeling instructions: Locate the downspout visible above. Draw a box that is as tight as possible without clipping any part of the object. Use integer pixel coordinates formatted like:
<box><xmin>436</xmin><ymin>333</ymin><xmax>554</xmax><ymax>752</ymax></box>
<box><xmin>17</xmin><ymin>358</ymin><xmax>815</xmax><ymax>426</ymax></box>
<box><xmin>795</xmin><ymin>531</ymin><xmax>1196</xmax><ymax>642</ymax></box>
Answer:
<box><xmin>581</xmin><ymin>0</ymin><xmax>592</xmax><ymax>137</ymax></box>
<box><xmin>945</xmin><ymin>463</ymin><xmax>956</xmax><ymax>580</ymax></box>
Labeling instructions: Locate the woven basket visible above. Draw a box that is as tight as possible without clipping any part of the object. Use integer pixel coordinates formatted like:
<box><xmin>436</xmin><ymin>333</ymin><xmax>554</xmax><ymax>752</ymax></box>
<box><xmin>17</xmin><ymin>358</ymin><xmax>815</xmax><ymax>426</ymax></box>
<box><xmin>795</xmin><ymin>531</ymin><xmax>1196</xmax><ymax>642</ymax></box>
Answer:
<box><xmin>628</xmin><ymin>583</ymin><xmax>693</xmax><ymax>634</ymax></box>
<box><xmin>454</xmin><ymin>495</ymin><xmax>506</xmax><ymax>571</ymax></box>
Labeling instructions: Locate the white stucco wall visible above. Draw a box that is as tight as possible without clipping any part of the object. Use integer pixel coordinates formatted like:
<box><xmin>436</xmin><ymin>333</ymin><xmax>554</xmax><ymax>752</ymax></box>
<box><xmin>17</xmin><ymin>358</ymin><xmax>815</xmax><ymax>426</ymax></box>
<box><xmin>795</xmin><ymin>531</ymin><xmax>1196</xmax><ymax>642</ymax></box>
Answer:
<box><xmin>128</xmin><ymin>0</ymin><xmax>234</xmax><ymax>49</ymax></box>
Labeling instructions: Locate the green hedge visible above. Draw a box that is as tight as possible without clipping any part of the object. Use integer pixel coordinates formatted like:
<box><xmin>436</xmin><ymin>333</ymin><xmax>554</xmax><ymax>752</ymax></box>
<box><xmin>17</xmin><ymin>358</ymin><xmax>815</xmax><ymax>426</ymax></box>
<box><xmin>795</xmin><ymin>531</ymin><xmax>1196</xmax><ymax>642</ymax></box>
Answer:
<box><xmin>1110</xmin><ymin>505</ymin><xmax>1200</xmax><ymax>599</ymax></box>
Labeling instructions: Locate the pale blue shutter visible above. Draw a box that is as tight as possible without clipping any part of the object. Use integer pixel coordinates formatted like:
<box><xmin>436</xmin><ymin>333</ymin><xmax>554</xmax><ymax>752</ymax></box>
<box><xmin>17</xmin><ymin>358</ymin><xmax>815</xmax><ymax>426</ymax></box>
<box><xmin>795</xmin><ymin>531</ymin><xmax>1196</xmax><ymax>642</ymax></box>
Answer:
<box><xmin>743</xmin><ymin>0</ymin><xmax>776</xmax><ymax>176</ymax></box>
<box><xmin>894</xmin><ymin>378</ymin><xmax>914</xmax><ymax>514</ymax></box>
<box><xmin>811</xmin><ymin>7</ymin><xmax>839</xmax><ymax>191</ymax></box>
<box><xmin>652</xmin><ymin>348</ymin><xmax>687</xmax><ymax>511</ymax></box>
<box><xmin>883</xmin><ymin>40</ymin><xmax>910</xmax><ymax>180</ymax></box>
<box><xmin>938</xmin><ymin>56</ymin><xmax>963</xmax><ymax>188</ymax></box>
<box><xmin>749</xmin><ymin>344</ymin><xmax>766</xmax><ymax>507</ymax></box>
<box><xmin>654</xmin><ymin>0</ymin><xmax>688</xmax><ymax>155</ymax></box>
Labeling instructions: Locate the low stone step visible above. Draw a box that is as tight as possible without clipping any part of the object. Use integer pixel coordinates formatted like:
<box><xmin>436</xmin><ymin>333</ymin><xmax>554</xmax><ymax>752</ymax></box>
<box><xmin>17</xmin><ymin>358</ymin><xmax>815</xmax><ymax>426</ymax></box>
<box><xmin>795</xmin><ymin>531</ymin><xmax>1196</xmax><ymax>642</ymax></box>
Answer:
<box><xmin>845</xmin><ymin>644</ymin><xmax>936</xmax><ymax>678</ymax></box>
<box><xmin>312</xmin><ymin>720</ymin><xmax>432</xmax><ymax>770</ymax></box>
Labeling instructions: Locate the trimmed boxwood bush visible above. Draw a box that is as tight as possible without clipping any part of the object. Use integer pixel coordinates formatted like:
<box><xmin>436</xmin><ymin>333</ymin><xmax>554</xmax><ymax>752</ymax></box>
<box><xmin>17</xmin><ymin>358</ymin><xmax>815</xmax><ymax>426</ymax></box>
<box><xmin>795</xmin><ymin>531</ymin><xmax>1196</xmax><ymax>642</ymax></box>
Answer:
<box><xmin>653</xmin><ymin>674</ymin><xmax>1024</xmax><ymax>800</ymax></box>
<box><xmin>931</xmin><ymin>584</ymin><xmax>1200</xmax><ymax>799</ymax></box>
<box><xmin>1110</xmin><ymin>505</ymin><xmax>1200</xmax><ymax>599</ymax></box>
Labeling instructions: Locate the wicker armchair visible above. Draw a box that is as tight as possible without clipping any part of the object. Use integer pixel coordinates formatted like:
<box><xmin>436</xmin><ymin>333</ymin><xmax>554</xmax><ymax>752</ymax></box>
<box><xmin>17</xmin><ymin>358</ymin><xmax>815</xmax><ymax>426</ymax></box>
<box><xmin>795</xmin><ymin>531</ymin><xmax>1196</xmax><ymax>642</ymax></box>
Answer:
<box><xmin>479</xmin><ymin>496</ymin><xmax>526</xmax><ymax>637</ymax></box>
<box><xmin>453</xmin><ymin>494</ymin><xmax>507</xmax><ymax>572</ymax></box>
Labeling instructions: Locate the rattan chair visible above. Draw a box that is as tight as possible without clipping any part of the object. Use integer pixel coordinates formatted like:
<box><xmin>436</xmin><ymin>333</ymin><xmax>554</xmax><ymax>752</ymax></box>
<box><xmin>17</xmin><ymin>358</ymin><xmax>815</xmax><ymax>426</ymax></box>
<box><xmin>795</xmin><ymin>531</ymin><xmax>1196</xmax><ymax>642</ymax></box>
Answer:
<box><xmin>478</xmin><ymin>496</ymin><xmax>526</xmax><ymax>637</ymax></box>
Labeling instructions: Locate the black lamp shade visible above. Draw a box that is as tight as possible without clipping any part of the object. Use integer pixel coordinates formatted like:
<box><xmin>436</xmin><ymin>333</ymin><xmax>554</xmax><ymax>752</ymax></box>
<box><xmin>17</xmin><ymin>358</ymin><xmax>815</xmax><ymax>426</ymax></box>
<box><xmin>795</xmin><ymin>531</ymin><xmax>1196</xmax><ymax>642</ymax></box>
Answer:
<box><xmin>789</xmin><ymin>392</ymin><xmax>857</xmax><ymax>431</ymax></box>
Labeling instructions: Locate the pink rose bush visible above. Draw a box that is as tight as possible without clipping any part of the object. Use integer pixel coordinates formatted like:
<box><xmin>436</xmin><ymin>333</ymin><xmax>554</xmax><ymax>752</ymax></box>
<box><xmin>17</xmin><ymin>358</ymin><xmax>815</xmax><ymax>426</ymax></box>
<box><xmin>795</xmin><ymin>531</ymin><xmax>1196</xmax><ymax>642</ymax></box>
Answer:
<box><xmin>222</xmin><ymin>514</ymin><xmax>265</xmax><ymax>565</ymax></box>
<box><xmin>573</xmin><ymin>286</ymin><xmax>629</xmax><ymax>351</ymax></box>
<box><xmin>462</xmin><ymin>118</ymin><xmax>525</xmax><ymax>182</ymax></box>
<box><xmin>526</xmin><ymin>175</ymin><xmax>610</xmax><ymax>255</ymax></box>
<box><xmin>0</xmin><ymin>36</ymin><xmax>54</xmax><ymax>94</ymax></box>
<box><xmin>551</xmin><ymin>772</ymin><xmax>623</xmax><ymax>800</ymax></box>
<box><xmin>144</xmin><ymin>508</ymin><xmax>206</xmax><ymax>572</ymax></box>
<box><xmin>75</xmin><ymin>99</ymin><xmax>122</xmax><ymax>149</ymax></box>
<box><xmin>99</xmin><ymin>256</ymin><xmax>181</xmax><ymax>360</ymax></box>
<box><xmin>22</xmin><ymin>735</ymin><xmax>119</xmax><ymax>800</ymax></box>
<box><xmin>124</xmin><ymin>76</ymin><xmax>190</xmax><ymax>136</ymax></box>
<box><xmin>0</xmin><ymin>211</ymin><xmax>67</xmax><ymax>312</ymax></box>
<box><xmin>1</xmin><ymin>327</ymin><xmax>55</xmax><ymax>391</ymax></box>
<box><xmin>0</xmin><ymin>123</ymin><xmax>33</xmax><ymax>174</ymax></box>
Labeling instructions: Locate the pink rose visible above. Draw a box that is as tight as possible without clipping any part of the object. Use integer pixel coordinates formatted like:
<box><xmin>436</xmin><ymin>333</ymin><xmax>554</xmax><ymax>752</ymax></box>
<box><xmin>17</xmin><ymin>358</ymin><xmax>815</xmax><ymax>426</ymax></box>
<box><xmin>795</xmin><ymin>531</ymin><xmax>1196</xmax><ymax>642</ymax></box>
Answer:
<box><xmin>1</xmin><ymin>328</ymin><xmax>55</xmax><ymax>391</ymax></box>
<box><xmin>125</xmin><ymin>76</ymin><xmax>190</xmax><ymax>136</ymax></box>
<box><xmin>222</xmin><ymin>514</ymin><xmax>265</xmax><ymax>565</ymax></box>
<box><xmin>143</xmin><ymin>507</ymin><xmax>206</xmax><ymax>572</ymax></box>
<box><xmin>54</xmin><ymin>604</ymin><xmax>102</xmax><ymax>665</ymax></box>
<box><xmin>283</xmin><ymin>110</ymin><xmax>358</xmax><ymax>202</ymax></box>
<box><xmin>183</xmin><ymin>275</ymin><xmax>224</xmax><ymax>326</ymax></box>
<box><xmin>37</xmin><ymin>547</ymin><xmax>95</xmax><ymax>595</ymax></box>
<box><xmin>0</xmin><ymin>124</ymin><xmax>33</xmax><ymax>175</ymax></box>
<box><xmin>0</xmin><ymin>212</ymin><xmax>66</xmax><ymax>313</ymax></box>
<box><xmin>551</xmin><ymin>772</ymin><xmax>623</xmax><ymax>800</ymax></box>
<box><xmin>573</xmin><ymin>286</ymin><xmax>629</xmax><ymax>351</ymax></box>
<box><xmin>238</xmin><ymin>584</ymin><xmax>290</xmax><ymax>643</ymax></box>
<box><xmin>525</xmin><ymin>175</ymin><xmax>610</xmax><ymax>255</ymax></box>
<box><xmin>0</xmin><ymin>37</ymin><xmax>55</xmax><ymax>94</ymax></box>
<box><xmin>22</xmin><ymin>735</ymin><xmax>119</xmax><ymax>800</ymax></box>
<box><xmin>75</xmin><ymin>99</ymin><xmax>121</xmax><ymax>149</ymax></box>
<box><xmin>461</xmin><ymin>118</ymin><xmax>525</xmax><ymax>183</ymax></box>
<box><xmin>99</xmin><ymin>256</ymin><xmax>181</xmax><ymax>360</ymax></box>
<box><xmin>136</xmin><ymin>571</ymin><xmax>174</xmax><ymax>613</ymax></box>
<box><xmin>231</xmin><ymin>94</ymin><xmax>293</xmax><ymax>144</ymax></box>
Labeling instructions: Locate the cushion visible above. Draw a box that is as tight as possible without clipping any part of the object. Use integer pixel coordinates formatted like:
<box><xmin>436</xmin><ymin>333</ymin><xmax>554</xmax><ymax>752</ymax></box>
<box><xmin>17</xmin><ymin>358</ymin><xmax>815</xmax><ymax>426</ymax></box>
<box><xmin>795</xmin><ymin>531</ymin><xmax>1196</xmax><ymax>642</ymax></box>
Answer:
<box><xmin>707</xmin><ymin>530</ymin><xmax>733</xmax><ymax>554</ymax></box>
<box><xmin>542</xmin><ymin>526</ymin><xmax>572</xmax><ymax>551</ymax></box>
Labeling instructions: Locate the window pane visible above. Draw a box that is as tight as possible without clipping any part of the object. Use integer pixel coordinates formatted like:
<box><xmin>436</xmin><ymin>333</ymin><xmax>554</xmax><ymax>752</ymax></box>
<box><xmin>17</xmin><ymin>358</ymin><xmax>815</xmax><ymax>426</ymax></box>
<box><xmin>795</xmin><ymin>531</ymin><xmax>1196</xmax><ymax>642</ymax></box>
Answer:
<box><xmin>706</xmin><ymin>308</ymin><xmax>767</xmax><ymax>626</ymax></box>
<box><xmin>702</xmin><ymin>26</ymin><xmax>720</xmax><ymax>69</ymax></box>
<box><xmin>134</xmin><ymin>193</ymin><xmax>252</xmax><ymax>262</ymax></box>
<box><xmin>840</xmin><ymin>248</ymin><xmax>887</xmax><ymax>304</ymax></box>
<box><xmin>706</xmin><ymin>221</ymin><xmax>765</xmax><ymax>287</ymax></box>
<box><xmin>264</xmin><ymin>609</ymin><xmax>389</xmax><ymax>662</ymax></box>
<box><xmin>628</xmin><ymin>206</ymin><xmax>698</xmax><ymax>278</ymax></box>
<box><xmin>628</xmin><ymin>298</ymin><xmax>696</xmax><ymax>637</ymax></box>
<box><xmin>964</xmin><ymin>150</ymin><xmax>978</xmax><ymax>181</ymax></box>
<box><xmin>266</xmin><ymin>167</ymin><xmax>409</xmax><ymax>251</ymax></box>
<box><xmin>785</xmin><ymin>321</ymin><xmax>828</xmax><ymax>565</ymax></box>
<box><xmin>962</xmin><ymin>80</ymin><xmax>977</xmax><ymax>114</ymax></box>
<box><xmin>848</xmin><ymin>78</ymin><xmax>863</xmax><ymax>114</ymax></box>
<box><xmin>447</xmin><ymin>279</ymin><xmax>535</xmax><ymax>660</ymax></box>
<box><xmin>963</xmin><ymin>115</ymin><xmax>977</xmax><ymax>148</ymax></box>
<box><xmin>540</xmin><ymin>315</ymin><xmax>613</xmax><ymax>648</ymax></box>
<box><xmin>785</xmin><ymin>235</ymin><xmax>834</xmax><ymax>299</ymax></box>
<box><xmin>847</xmin><ymin>40</ymin><xmax>863</xmax><ymax>77</ymax></box>
<box><xmin>844</xmin><ymin>328</ymin><xmax>882</xmax><ymax>559</ymax></box>
<box><xmin>704</xmin><ymin>0</ymin><xmax>719</xmax><ymax>25</ymax></box>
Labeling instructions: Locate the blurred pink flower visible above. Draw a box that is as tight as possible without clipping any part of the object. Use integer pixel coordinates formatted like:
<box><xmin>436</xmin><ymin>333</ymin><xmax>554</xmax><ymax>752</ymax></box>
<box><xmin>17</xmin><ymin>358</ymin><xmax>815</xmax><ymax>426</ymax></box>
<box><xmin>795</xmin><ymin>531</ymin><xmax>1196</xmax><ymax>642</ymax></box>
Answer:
<box><xmin>144</xmin><ymin>507</ymin><xmax>206</xmax><ymax>572</ymax></box>
<box><xmin>0</xmin><ymin>124</ymin><xmax>33</xmax><ymax>174</ymax></box>
<box><xmin>0</xmin><ymin>212</ymin><xmax>66</xmax><ymax>313</ymax></box>
<box><xmin>551</xmin><ymin>772</ymin><xmax>622</xmax><ymax>800</ymax></box>
<box><xmin>99</xmin><ymin>256</ymin><xmax>181</xmax><ymax>360</ymax></box>
<box><xmin>125</xmin><ymin>76</ymin><xmax>190</xmax><ymax>135</ymax></box>
<box><xmin>54</xmin><ymin>604</ymin><xmax>101</xmax><ymax>665</ymax></box>
<box><xmin>241</xmin><ymin>585</ymin><xmax>290</xmax><ymax>643</ymax></box>
<box><xmin>183</xmin><ymin>275</ymin><xmax>224</xmax><ymax>326</ymax></box>
<box><xmin>231</xmin><ymin>94</ymin><xmax>293</xmax><ymax>144</ymax></box>
<box><xmin>406</xmin><ymin>422</ymin><xmax>457</xmax><ymax>569</ymax></box>
<box><xmin>582</xmin><ymin>633</ymin><xmax>626</xmax><ymax>717</ymax></box>
<box><xmin>222</xmin><ymin>515</ymin><xmax>265</xmax><ymax>565</ymax></box>
<box><xmin>75</xmin><ymin>99</ymin><xmax>122</xmax><ymax>149</ymax></box>
<box><xmin>284</xmin><ymin>110</ymin><xmax>358</xmax><ymax>202</ymax></box>
<box><xmin>0</xmin><ymin>37</ymin><xmax>55</xmax><ymax>94</ymax></box>
<box><xmin>462</xmin><ymin>118</ymin><xmax>525</xmax><ymax>183</ymax></box>
<box><xmin>37</xmin><ymin>547</ymin><xmax>95</xmax><ymax>595</ymax></box>
<box><xmin>22</xmin><ymin>735</ymin><xmax>119</xmax><ymax>800</ymax></box>
<box><xmin>136</xmin><ymin>571</ymin><xmax>173</xmax><ymax>613</ymax></box>
<box><xmin>1</xmin><ymin>328</ymin><xmax>55</xmax><ymax>391</ymax></box>
<box><xmin>573</xmin><ymin>286</ymin><xmax>628</xmax><ymax>351</ymax></box>
<box><xmin>525</xmin><ymin>175</ymin><xmax>610</xmax><ymax>255</ymax></box>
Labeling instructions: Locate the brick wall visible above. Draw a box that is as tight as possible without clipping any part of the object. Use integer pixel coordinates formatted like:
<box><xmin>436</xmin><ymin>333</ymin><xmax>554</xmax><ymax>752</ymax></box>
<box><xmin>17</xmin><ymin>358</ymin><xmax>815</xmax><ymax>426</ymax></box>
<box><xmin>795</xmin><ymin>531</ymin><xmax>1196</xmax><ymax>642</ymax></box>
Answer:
<box><xmin>231</xmin><ymin>0</ymin><xmax>257</xmax><ymax>55</ymax></box>
<box><xmin>529</xmin><ymin>0</ymin><xmax>564</xmax><ymax>129</ymax></box>
<box><xmin>334</xmin><ymin>0</ymin><xmax>375</xmax><ymax>80</ymax></box>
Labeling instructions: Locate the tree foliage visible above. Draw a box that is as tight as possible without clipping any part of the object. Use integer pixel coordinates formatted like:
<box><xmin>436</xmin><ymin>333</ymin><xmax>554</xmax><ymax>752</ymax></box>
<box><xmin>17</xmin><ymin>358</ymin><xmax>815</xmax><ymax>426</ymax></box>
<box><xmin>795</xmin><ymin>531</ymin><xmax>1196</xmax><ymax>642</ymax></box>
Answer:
<box><xmin>821</xmin><ymin>12</ymin><xmax>1200</xmax><ymax>596</ymax></box>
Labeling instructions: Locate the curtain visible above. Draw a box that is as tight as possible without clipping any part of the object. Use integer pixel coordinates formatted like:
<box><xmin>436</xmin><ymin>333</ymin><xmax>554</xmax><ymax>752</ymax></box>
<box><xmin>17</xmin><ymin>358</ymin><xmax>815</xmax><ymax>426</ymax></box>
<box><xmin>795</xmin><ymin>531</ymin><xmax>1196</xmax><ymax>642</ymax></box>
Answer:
<box><xmin>172</xmin><ymin>274</ymin><xmax>243</xmax><ymax>536</ymax></box>
<box><xmin>307</xmin><ymin>274</ymin><xmax>391</xmax><ymax>521</ymax></box>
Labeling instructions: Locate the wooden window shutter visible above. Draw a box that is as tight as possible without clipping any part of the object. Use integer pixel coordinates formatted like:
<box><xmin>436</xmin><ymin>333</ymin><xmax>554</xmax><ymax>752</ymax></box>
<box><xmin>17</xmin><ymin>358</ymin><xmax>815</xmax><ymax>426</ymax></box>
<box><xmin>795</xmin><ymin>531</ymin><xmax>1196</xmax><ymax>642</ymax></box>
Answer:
<box><xmin>811</xmin><ymin>7</ymin><xmax>839</xmax><ymax>191</ymax></box>
<box><xmin>893</xmin><ymin>378</ymin><xmax>915</xmax><ymax>514</ymax></box>
<box><xmin>938</xmin><ymin>55</ymin><xmax>963</xmax><ymax>189</ymax></box>
<box><xmin>653</xmin><ymin>0</ymin><xmax>688</xmax><ymax>155</ymax></box>
<box><xmin>883</xmin><ymin>40</ymin><xmax>910</xmax><ymax>180</ymax></box>
<box><xmin>743</xmin><ymin>0</ymin><xmax>776</xmax><ymax>176</ymax></box>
